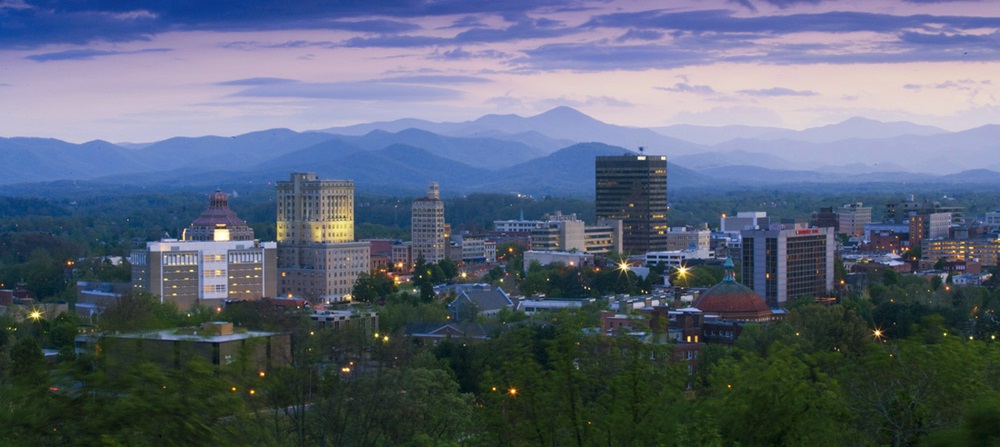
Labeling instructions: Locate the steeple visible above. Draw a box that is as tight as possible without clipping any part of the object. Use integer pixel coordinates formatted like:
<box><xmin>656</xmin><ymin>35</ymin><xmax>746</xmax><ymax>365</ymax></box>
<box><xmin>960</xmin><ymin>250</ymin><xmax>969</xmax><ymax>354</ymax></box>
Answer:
<box><xmin>723</xmin><ymin>257</ymin><xmax>736</xmax><ymax>283</ymax></box>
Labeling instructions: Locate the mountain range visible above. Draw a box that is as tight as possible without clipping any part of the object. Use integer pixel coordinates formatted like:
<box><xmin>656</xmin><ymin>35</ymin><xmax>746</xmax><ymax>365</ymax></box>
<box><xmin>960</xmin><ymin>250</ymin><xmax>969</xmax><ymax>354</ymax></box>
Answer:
<box><xmin>1</xmin><ymin>107</ymin><xmax>999</xmax><ymax>198</ymax></box>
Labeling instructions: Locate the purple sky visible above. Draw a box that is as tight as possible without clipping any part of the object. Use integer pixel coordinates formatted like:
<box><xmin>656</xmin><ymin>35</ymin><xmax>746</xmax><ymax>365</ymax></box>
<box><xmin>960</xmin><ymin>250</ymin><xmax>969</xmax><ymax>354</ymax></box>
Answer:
<box><xmin>2</xmin><ymin>0</ymin><xmax>998</xmax><ymax>142</ymax></box>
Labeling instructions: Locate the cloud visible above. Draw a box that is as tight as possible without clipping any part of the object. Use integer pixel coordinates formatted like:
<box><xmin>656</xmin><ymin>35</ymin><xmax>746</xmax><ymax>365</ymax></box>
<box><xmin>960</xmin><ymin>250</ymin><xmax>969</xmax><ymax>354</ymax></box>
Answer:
<box><xmin>379</xmin><ymin>75</ymin><xmax>492</xmax><ymax>84</ymax></box>
<box><xmin>0</xmin><ymin>0</ymin><xmax>571</xmax><ymax>49</ymax></box>
<box><xmin>25</xmin><ymin>47</ymin><xmax>170</xmax><ymax>62</ymax></box>
<box><xmin>230</xmin><ymin>81</ymin><xmax>463</xmax><ymax>101</ymax></box>
<box><xmin>616</xmin><ymin>29</ymin><xmax>664</xmax><ymax>42</ymax></box>
<box><xmin>728</xmin><ymin>0</ymin><xmax>757</xmax><ymax>12</ymax></box>
<box><xmin>584</xmin><ymin>9</ymin><xmax>1000</xmax><ymax>35</ymax></box>
<box><xmin>738</xmin><ymin>87</ymin><xmax>817</xmax><ymax>96</ymax></box>
<box><xmin>757</xmin><ymin>0</ymin><xmax>824</xmax><ymax>8</ymax></box>
<box><xmin>432</xmin><ymin>47</ymin><xmax>510</xmax><ymax>60</ymax></box>
<box><xmin>534</xmin><ymin>95</ymin><xmax>633</xmax><ymax>109</ymax></box>
<box><xmin>216</xmin><ymin>77</ymin><xmax>299</xmax><ymax>86</ymax></box>
<box><xmin>485</xmin><ymin>95</ymin><xmax>525</xmax><ymax>108</ymax></box>
<box><xmin>518</xmin><ymin>43</ymin><xmax>710</xmax><ymax>71</ymax></box>
<box><xmin>443</xmin><ymin>15</ymin><xmax>488</xmax><ymax>29</ymax></box>
<box><xmin>903</xmin><ymin>79</ymin><xmax>990</xmax><ymax>91</ymax></box>
<box><xmin>657</xmin><ymin>82</ymin><xmax>716</xmax><ymax>94</ymax></box>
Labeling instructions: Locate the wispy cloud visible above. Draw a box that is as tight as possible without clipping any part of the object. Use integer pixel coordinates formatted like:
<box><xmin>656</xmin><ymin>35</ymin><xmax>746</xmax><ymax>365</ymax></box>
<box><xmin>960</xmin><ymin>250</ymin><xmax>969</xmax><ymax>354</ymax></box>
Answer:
<box><xmin>0</xmin><ymin>0</ymin><xmax>571</xmax><ymax>49</ymax></box>
<box><xmin>216</xmin><ymin>77</ymin><xmax>299</xmax><ymax>86</ymax></box>
<box><xmin>432</xmin><ymin>47</ymin><xmax>510</xmax><ymax>60</ymax></box>
<box><xmin>738</xmin><ymin>87</ymin><xmax>818</xmax><ymax>97</ymax></box>
<box><xmin>380</xmin><ymin>75</ymin><xmax>492</xmax><ymax>84</ymax></box>
<box><xmin>535</xmin><ymin>95</ymin><xmax>633</xmax><ymax>109</ymax></box>
<box><xmin>230</xmin><ymin>81</ymin><xmax>463</xmax><ymax>101</ymax></box>
<box><xmin>26</xmin><ymin>48</ymin><xmax>170</xmax><ymax>62</ymax></box>
<box><xmin>616</xmin><ymin>29</ymin><xmax>664</xmax><ymax>42</ymax></box>
<box><xmin>903</xmin><ymin>79</ymin><xmax>992</xmax><ymax>91</ymax></box>
<box><xmin>657</xmin><ymin>83</ymin><xmax>716</xmax><ymax>94</ymax></box>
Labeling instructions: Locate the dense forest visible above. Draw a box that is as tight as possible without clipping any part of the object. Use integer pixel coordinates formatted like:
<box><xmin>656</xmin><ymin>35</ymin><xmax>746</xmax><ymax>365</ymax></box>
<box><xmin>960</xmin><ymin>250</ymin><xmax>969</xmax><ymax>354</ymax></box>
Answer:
<box><xmin>3</xmin><ymin>270</ymin><xmax>1000</xmax><ymax>446</ymax></box>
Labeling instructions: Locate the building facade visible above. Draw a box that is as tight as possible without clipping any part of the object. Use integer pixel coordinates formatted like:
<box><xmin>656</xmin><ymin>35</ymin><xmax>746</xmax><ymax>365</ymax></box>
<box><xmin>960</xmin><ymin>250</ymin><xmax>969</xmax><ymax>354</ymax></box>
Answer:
<box><xmin>666</xmin><ymin>226</ymin><xmax>710</xmax><ymax>252</ymax></box>
<box><xmin>922</xmin><ymin>238</ymin><xmax>1000</xmax><ymax>267</ymax></box>
<box><xmin>838</xmin><ymin>202</ymin><xmax>872</xmax><ymax>237</ymax></box>
<box><xmin>740</xmin><ymin>224</ymin><xmax>834</xmax><ymax>307</ymax></box>
<box><xmin>412</xmin><ymin>182</ymin><xmax>447</xmax><ymax>264</ymax></box>
<box><xmin>595</xmin><ymin>154</ymin><xmax>668</xmax><ymax>254</ymax></box>
<box><xmin>275</xmin><ymin>173</ymin><xmax>370</xmax><ymax>302</ymax></box>
<box><xmin>131</xmin><ymin>191</ymin><xmax>277</xmax><ymax>310</ymax></box>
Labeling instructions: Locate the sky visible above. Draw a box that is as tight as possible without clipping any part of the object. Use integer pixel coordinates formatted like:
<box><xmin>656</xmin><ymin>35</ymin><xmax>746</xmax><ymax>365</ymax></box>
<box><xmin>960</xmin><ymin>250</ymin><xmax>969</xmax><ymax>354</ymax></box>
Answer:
<box><xmin>1</xmin><ymin>0</ymin><xmax>999</xmax><ymax>143</ymax></box>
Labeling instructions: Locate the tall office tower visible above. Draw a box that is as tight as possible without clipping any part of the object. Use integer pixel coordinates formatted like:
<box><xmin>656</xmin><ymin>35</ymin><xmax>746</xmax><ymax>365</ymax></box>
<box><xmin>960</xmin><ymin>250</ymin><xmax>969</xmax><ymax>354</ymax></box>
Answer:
<box><xmin>276</xmin><ymin>172</ymin><xmax>354</xmax><ymax>244</ymax></box>
<box><xmin>595</xmin><ymin>154</ymin><xmax>668</xmax><ymax>254</ymax></box>
<box><xmin>838</xmin><ymin>202</ymin><xmax>872</xmax><ymax>237</ymax></box>
<box><xmin>411</xmin><ymin>182</ymin><xmax>446</xmax><ymax>264</ymax></box>
<box><xmin>275</xmin><ymin>173</ymin><xmax>370</xmax><ymax>302</ymax></box>
<box><xmin>131</xmin><ymin>191</ymin><xmax>277</xmax><ymax>310</ymax></box>
<box><xmin>740</xmin><ymin>224</ymin><xmax>834</xmax><ymax>308</ymax></box>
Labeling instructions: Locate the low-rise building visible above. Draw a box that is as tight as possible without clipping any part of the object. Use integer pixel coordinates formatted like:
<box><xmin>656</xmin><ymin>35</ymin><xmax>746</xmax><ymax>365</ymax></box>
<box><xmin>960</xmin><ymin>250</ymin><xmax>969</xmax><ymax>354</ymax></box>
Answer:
<box><xmin>523</xmin><ymin>250</ymin><xmax>594</xmax><ymax>271</ymax></box>
<box><xmin>89</xmin><ymin>321</ymin><xmax>291</xmax><ymax>371</ymax></box>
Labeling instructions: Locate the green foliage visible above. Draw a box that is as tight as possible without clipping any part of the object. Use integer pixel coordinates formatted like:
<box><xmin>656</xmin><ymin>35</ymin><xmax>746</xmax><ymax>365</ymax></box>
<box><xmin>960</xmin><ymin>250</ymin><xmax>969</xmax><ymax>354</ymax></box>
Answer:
<box><xmin>351</xmin><ymin>271</ymin><xmax>398</xmax><ymax>303</ymax></box>
<box><xmin>710</xmin><ymin>343</ymin><xmax>848</xmax><ymax>446</ymax></box>
<box><xmin>98</xmin><ymin>291</ymin><xmax>183</xmax><ymax>332</ymax></box>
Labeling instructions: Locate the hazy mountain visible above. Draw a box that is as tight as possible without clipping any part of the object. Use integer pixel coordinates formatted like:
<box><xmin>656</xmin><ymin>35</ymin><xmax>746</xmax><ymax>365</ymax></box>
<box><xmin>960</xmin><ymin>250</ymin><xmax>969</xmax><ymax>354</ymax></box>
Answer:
<box><xmin>258</xmin><ymin>139</ymin><xmax>370</xmax><ymax>171</ymax></box>
<box><xmin>0</xmin><ymin>137</ymin><xmax>147</xmax><ymax>184</ymax></box>
<box><xmin>330</xmin><ymin>128</ymin><xmax>545</xmax><ymax>169</ymax></box>
<box><xmin>3</xmin><ymin>107</ymin><xmax>999</xmax><ymax>193</ymax></box>
<box><xmin>324</xmin><ymin>106</ymin><xmax>704</xmax><ymax>157</ymax></box>
<box><xmin>758</xmin><ymin>117</ymin><xmax>948</xmax><ymax>143</ymax></box>
<box><xmin>670</xmin><ymin>150</ymin><xmax>798</xmax><ymax>171</ymax></box>
<box><xmin>137</xmin><ymin>129</ymin><xmax>337</xmax><ymax>170</ymax></box>
<box><xmin>711</xmin><ymin>123</ymin><xmax>1000</xmax><ymax>173</ymax></box>
<box><xmin>651</xmin><ymin>124</ymin><xmax>786</xmax><ymax>145</ymax></box>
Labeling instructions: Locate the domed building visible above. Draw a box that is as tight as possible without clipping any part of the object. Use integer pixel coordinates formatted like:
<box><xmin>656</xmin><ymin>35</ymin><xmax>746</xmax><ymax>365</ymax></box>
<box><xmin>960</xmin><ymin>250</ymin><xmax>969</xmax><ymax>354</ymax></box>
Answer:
<box><xmin>693</xmin><ymin>258</ymin><xmax>777</xmax><ymax>322</ymax></box>
<box><xmin>182</xmin><ymin>190</ymin><xmax>255</xmax><ymax>242</ymax></box>
<box><xmin>131</xmin><ymin>190</ymin><xmax>277</xmax><ymax>310</ymax></box>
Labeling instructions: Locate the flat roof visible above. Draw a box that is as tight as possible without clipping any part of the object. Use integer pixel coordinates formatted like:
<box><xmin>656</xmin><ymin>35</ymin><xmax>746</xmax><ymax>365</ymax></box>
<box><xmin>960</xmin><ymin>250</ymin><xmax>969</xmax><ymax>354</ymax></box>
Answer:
<box><xmin>107</xmin><ymin>329</ymin><xmax>284</xmax><ymax>343</ymax></box>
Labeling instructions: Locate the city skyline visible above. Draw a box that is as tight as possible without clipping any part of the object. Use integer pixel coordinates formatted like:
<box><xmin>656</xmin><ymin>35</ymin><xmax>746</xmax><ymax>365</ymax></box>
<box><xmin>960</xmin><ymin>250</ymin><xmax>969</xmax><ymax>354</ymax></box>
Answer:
<box><xmin>2</xmin><ymin>0</ymin><xmax>998</xmax><ymax>143</ymax></box>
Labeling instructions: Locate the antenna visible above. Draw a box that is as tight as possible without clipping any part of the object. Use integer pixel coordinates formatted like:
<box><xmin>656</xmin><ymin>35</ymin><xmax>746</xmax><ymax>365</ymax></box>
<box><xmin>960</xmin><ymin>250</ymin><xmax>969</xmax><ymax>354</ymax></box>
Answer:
<box><xmin>639</xmin><ymin>146</ymin><xmax>645</xmax><ymax>154</ymax></box>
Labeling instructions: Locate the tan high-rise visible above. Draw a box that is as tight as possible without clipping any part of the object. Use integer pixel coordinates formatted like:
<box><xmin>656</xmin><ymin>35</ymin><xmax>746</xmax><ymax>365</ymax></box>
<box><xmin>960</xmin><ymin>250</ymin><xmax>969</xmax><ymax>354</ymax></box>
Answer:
<box><xmin>411</xmin><ymin>182</ymin><xmax>446</xmax><ymax>264</ymax></box>
<box><xmin>275</xmin><ymin>173</ymin><xmax>370</xmax><ymax>302</ymax></box>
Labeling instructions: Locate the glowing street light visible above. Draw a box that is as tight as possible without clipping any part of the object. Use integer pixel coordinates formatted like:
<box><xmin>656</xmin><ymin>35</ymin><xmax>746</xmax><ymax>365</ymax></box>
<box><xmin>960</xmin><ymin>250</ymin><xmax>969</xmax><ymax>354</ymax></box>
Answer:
<box><xmin>28</xmin><ymin>309</ymin><xmax>42</xmax><ymax>321</ymax></box>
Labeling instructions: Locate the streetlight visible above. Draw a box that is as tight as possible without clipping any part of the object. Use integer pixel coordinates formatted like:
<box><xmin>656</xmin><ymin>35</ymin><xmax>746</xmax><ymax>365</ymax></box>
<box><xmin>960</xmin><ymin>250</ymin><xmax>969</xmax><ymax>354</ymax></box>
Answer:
<box><xmin>618</xmin><ymin>262</ymin><xmax>630</xmax><ymax>273</ymax></box>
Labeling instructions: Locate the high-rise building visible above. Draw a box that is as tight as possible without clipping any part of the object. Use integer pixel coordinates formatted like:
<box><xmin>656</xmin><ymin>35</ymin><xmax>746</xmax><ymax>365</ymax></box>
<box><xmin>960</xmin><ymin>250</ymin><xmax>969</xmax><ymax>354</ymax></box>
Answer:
<box><xmin>595</xmin><ymin>154</ymin><xmax>668</xmax><ymax>254</ymax></box>
<box><xmin>838</xmin><ymin>202</ymin><xmax>872</xmax><ymax>237</ymax></box>
<box><xmin>411</xmin><ymin>182</ymin><xmax>446</xmax><ymax>264</ymax></box>
<box><xmin>131</xmin><ymin>191</ymin><xmax>277</xmax><ymax>310</ymax></box>
<box><xmin>740</xmin><ymin>223</ymin><xmax>834</xmax><ymax>307</ymax></box>
<box><xmin>275</xmin><ymin>173</ymin><xmax>370</xmax><ymax>302</ymax></box>
<box><xmin>276</xmin><ymin>172</ymin><xmax>355</xmax><ymax>244</ymax></box>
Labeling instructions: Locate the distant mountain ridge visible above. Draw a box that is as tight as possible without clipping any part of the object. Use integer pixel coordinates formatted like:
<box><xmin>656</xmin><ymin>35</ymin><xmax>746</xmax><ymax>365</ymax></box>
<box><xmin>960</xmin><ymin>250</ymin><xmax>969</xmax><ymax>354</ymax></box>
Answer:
<box><xmin>1</xmin><ymin>107</ymin><xmax>999</xmax><ymax>197</ymax></box>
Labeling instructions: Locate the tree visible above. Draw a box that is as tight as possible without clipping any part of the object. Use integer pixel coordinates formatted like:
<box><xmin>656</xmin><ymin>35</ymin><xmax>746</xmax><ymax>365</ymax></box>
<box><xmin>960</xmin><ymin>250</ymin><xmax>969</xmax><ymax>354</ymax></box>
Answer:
<box><xmin>438</xmin><ymin>258</ymin><xmax>458</xmax><ymax>281</ymax></box>
<box><xmin>710</xmin><ymin>343</ymin><xmax>848</xmax><ymax>446</ymax></box>
<box><xmin>99</xmin><ymin>291</ymin><xmax>182</xmax><ymax>332</ymax></box>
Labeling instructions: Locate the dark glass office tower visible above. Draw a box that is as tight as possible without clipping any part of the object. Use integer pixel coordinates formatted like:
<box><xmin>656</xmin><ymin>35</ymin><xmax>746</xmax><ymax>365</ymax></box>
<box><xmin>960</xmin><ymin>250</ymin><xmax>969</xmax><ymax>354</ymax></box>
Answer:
<box><xmin>595</xmin><ymin>154</ymin><xmax>668</xmax><ymax>254</ymax></box>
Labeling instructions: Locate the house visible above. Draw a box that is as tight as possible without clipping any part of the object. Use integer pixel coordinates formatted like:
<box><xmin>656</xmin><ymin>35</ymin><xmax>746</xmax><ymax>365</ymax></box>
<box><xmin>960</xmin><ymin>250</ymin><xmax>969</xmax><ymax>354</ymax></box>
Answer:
<box><xmin>405</xmin><ymin>322</ymin><xmax>492</xmax><ymax>346</ymax></box>
<box><xmin>448</xmin><ymin>286</ymin><xmax>514</xmax><ymax>320</ymax></box>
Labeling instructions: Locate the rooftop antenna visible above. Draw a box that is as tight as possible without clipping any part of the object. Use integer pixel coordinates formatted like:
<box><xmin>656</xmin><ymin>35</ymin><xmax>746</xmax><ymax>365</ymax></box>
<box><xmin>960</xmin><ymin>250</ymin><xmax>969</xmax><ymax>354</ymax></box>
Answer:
<box><xmin>639</xmin><ymin>146</ymin><xmax>645</xmax><ymax>154</ymax></box>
